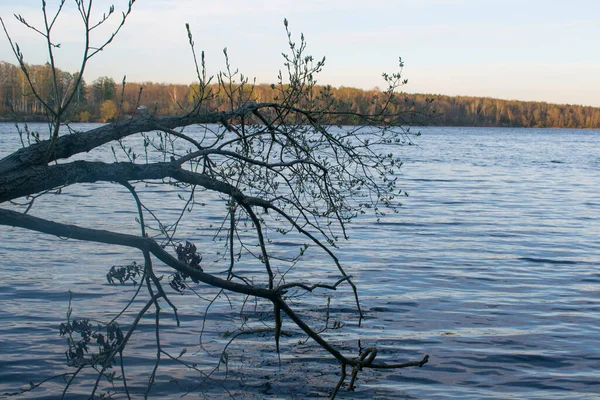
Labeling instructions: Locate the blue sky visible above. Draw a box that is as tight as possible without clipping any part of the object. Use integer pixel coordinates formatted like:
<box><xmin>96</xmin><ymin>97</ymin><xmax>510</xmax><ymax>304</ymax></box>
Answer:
<box><xmin>1</xmin><ymin>0</ymin><xmax>600</xmax><ymax>106</ymax></box>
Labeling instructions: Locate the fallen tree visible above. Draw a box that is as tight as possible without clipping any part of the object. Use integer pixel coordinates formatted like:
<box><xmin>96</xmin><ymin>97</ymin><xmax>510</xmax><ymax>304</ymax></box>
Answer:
<box><xmin>0</xmin><ymin>1</ymin><xmax>429</xmax><ymax>398</ymax></box>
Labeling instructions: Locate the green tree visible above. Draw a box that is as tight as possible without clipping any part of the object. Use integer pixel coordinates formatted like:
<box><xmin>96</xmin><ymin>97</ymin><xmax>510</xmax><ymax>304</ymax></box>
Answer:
<box><xmin>91</xmin><ymin>76</ymin><xmax>117</xmax><ymax>104</ymax></box>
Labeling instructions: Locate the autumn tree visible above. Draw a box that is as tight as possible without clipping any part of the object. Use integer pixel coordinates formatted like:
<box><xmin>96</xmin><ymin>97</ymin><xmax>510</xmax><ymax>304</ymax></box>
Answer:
<box><xmin>0</xmin><ymin>1</ymin><xmax>429</xmax><ymax>398</ymax></box>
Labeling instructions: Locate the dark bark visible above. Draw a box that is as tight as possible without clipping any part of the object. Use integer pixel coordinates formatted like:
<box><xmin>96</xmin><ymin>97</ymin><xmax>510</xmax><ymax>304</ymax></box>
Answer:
<box><xmin>0</xmin><ymin>159</ymin><xmax>274</xmax><ymax>208</ymax></box>
<box><xmin>0</xmin><ymin>208</ymin><xmax>277</xmax><ymax>300</ymax></box>
<box><xmin>0</xmin><ymin>102</ymin><xmax>262</xmax><ymax>176</ymax></box>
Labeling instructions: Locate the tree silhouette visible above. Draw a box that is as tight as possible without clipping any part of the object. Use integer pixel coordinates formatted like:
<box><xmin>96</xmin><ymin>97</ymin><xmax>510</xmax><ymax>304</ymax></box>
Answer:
<box><xmin>0</xmin><ymin>2</ymin><xmax>428</xmax><ymax>398</ymax></box>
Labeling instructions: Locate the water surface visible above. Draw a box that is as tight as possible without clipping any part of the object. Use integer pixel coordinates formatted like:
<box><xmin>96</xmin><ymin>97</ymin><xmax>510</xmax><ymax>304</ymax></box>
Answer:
<box><xmin>0</xmin><ymin>124</ymin><xmax>599</xmax><ymax>399</ymax></box>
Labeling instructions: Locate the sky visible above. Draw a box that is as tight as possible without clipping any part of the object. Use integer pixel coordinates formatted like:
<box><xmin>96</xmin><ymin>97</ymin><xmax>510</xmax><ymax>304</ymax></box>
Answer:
<box><xmin>1</xmin><ymin>0</ymin><xmax>600</xmax><ymax>106</ymax></box>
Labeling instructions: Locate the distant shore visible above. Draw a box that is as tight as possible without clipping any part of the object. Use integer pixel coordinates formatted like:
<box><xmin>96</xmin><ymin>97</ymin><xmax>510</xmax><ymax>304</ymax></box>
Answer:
<box><xmin>2</xmin><ymin>61</ymin><xmax>600</xmax><ymax>129</ymax></box>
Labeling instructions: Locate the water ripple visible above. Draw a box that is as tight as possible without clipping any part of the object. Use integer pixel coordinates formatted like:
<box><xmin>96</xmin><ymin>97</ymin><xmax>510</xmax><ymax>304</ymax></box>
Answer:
<box><xmin>1</xmin><ymin>125</ymin><xmax>600</xmax><ymax>398</ymax></box>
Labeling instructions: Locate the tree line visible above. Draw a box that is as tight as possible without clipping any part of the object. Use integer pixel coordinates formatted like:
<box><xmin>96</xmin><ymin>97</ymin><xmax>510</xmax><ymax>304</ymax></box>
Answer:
<box><xmin>429</xmin><ymin>94</ymin><xmax>600</xmax><ymax>129</ymax></box>
<box><xmin>1</xmin><ymin>61</ymin><xmax>599</xmax><ymax>128</ymax></box>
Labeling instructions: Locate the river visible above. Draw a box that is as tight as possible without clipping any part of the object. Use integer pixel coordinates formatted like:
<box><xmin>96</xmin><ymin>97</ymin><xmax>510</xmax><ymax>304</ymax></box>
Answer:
<box><xmin>0</xmin><ymin>124</ymin><xmax>598</xmax><ymax>399</ymax></box>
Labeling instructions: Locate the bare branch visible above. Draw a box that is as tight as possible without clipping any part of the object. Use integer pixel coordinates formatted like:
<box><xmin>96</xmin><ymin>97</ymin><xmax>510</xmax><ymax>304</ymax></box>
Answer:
<box><xmin>0</xmin><ymin>11</ymin><xmax>431</xmax><ymax>397</ymax></box>
<box><xmin>278</xmin><ymin>276</ymin><xmax>350</xmax><ymax>293</ymax></box>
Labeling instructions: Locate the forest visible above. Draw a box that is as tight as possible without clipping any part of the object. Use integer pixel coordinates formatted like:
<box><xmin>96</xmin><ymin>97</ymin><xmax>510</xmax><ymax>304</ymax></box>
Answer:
<box><xmin>1</xmin><ymin>61</ymin><xmax>600</xmax><ymax>128</ymax></box>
